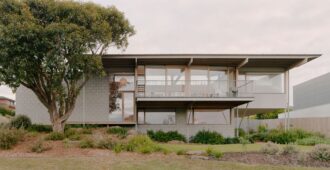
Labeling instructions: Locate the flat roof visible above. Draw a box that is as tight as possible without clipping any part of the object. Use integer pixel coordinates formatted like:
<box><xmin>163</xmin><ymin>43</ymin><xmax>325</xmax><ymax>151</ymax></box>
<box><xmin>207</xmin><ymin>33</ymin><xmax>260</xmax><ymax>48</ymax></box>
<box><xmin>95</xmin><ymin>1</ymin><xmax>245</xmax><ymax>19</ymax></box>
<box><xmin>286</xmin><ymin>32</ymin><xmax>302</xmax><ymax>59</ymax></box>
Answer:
<box><xmin>102</xmin><ymin>53</ymin><xmax>321</xmax><ymax>69</ymax></box>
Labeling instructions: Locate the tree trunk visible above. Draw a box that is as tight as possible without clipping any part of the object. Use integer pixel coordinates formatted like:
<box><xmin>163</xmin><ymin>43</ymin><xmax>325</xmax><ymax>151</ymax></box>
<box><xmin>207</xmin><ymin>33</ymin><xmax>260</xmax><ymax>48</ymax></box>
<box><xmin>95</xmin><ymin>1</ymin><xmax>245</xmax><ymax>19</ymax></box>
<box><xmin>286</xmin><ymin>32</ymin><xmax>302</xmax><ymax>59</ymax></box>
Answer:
<box><xmin>52</xmin><ymin>119</ymin><xmax>65</xmax><ymax>133</ymax></box>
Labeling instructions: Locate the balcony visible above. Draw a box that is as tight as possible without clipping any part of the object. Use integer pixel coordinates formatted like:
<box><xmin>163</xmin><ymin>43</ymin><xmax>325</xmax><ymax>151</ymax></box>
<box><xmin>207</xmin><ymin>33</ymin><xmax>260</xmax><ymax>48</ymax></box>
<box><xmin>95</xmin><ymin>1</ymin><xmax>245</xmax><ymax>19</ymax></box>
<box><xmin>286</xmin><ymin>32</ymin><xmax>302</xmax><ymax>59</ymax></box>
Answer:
<box><xmin>136</xmin><ymin>80</ymin><xmax>254</xmax><ymax>98</ymax></box>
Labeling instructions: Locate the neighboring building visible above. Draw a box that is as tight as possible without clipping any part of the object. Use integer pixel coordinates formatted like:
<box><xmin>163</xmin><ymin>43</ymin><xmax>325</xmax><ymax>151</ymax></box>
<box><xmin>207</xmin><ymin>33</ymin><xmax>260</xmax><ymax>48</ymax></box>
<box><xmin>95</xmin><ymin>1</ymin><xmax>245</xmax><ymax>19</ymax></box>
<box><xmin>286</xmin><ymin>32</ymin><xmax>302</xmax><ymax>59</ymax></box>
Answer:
<box><xmin>0</xmin><ymin>96</ymin><xmax>15</xmax><ymax>111</ymax></box>
<box><xmin>279</xmin><ymin>72</ymin><xmax>330</xmax><ymax>118</ymax></box>
<box><xmin>16</xmin><ymin>54</ymin><xmax>320</xmax><ymax>137</ymax></box>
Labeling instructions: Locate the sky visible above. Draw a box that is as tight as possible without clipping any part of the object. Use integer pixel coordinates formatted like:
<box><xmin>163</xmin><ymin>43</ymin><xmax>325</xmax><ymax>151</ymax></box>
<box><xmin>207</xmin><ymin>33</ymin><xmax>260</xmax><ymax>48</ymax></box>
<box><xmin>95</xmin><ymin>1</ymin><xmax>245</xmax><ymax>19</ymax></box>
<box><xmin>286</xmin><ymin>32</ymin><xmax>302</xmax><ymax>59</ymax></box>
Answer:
<box><xmin>1</xmin><ymin>0</ymin><xmax>330</xmax><ymax>103</ymax></box>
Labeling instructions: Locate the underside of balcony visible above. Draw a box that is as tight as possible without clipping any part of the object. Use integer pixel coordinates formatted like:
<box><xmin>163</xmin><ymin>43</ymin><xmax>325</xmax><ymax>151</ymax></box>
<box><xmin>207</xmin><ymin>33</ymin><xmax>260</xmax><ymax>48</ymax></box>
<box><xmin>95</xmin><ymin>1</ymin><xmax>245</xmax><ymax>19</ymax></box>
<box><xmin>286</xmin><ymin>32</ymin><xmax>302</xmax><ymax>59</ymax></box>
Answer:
<box><xmin>136</xmin><ymin>97</ymin><xmax>254</xmax><ymax>109</ymax></box>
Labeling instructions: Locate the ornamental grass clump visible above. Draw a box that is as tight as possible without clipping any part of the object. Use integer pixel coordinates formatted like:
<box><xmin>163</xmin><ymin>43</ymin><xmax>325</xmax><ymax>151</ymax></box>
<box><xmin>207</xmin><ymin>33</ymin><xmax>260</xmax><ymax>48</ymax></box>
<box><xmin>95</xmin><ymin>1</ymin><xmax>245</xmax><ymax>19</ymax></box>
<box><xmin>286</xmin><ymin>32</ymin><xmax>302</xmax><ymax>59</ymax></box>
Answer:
<box><xmin>0</xmin><ymin>128</ymin><xmax>25</xmax><ymax>149</ymax></box>
<box><xmin>260</xmin><ymin>142</ymin><xmax>279</xmax><ymax>155</ymax></box>
<box><xmin>309</xmin><ymin>144</ymin><xmax>330</xmax><ymax>161</ymax></box>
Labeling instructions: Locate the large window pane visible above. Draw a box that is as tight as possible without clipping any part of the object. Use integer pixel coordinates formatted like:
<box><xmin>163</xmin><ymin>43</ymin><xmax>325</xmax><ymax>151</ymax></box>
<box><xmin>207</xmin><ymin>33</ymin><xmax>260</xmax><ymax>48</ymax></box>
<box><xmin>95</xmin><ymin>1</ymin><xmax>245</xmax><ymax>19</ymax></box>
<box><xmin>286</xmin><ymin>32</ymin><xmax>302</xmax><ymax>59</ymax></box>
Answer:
<box><xmin>123</xmin><ymin>93</ymin><xmax>134</xmax><ymax>123</ymax></box>
<box><xmin>190</xmin><ymin>109</ymin><xmax>230</xmax><ymax>124</ymax></box>
<box><xmin>145</xmin><ymin>67</ymin><xmax>166</xmax><ymax>96</ymax></box>
<box><xmin>115</xmin><ymin>75</ymin><xmax>135</xmax><ymax>91</ymax></box>
<box><xmin>246</xmin><ymin>73</ymin><xmax>284</xmax><ymax>93</ymax></box>
<box><xmin>209</xmin><ymin>69</ymin><xmax>228</xmax><ymax>97</ymax></box>
<box><xmin>142</xmin><ymin>110</ymin><xmax>175</xmax><ymax>125</ymax></box>
<box><xmin>109</xmin><ymin>93</ymin><xmax>123</xmax><ymax>123</ymax></box>
<box><xmin>167</xmin><ymin>68</ymin><xmax>185</xmax><ymax>96</ymax></box>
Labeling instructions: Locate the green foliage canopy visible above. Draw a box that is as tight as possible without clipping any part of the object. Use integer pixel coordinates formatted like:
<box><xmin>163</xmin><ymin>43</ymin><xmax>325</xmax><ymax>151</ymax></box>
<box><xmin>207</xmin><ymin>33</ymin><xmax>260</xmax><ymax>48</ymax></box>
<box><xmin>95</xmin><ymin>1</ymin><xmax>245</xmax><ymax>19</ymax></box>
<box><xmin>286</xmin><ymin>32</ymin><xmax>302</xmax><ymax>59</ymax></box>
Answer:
<box><xmin>0</xmin><ymin>0</ymin><xmax>135</xmax><ymax>131</ymax></box>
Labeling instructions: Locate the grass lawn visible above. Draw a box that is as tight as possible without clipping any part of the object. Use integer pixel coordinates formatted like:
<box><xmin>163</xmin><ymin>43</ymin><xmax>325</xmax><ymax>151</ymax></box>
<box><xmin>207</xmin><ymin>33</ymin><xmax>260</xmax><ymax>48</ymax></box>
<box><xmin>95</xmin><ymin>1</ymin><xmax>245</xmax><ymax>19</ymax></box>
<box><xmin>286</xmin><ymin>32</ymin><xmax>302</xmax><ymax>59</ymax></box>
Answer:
<box><xmin>0</xmin><ymin>156</ymin><xmax>328</xmax><ymax>170</ymax></box>
<box><xmin>159</xmin><ymin>143</ymin><xmax>313</xmax><ymax>153</ymax></box>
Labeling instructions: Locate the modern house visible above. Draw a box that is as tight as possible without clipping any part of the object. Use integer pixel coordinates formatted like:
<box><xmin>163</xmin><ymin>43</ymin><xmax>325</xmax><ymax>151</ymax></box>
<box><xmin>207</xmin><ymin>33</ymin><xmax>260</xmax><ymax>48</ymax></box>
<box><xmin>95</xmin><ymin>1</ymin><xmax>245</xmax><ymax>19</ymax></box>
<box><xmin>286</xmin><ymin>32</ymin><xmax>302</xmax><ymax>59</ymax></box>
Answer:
<box><xmin>0</xmin><ymin>96</ymin><xmax>15</xmax><ymax>111</ymax></box>
<box><xmin>16</xmin><ymin>54</ymin><xmax>320</xmax><ymax>137</ymax></box>
<box><xmin>279</xmin><ymin>72</ymin><xmax>330</xmax><ymax>119</ymax></box>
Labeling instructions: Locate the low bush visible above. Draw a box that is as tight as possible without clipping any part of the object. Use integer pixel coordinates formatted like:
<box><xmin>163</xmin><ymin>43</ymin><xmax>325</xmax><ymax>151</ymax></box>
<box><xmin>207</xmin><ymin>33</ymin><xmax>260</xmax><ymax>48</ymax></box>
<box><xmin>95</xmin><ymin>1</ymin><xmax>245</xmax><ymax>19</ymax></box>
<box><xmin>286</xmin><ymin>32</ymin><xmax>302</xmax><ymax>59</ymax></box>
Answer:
<box><xmin>80</xmin><ymin>128</ymin><xmax>92</xmax><ymax>134</ymax></box>
<box><xmin>0</xmin><ymin>108</ymin><xmax>15</xmax><ymax>117</ymax></box>
<box><xmin>176</xmin><ymin>149</ymin><xmax>187</xmax><ymax>155</ymax></box>
<box><xmin>257</xmin><ymin>124</ymin><xmax>268</xmax><ymax>133</ymax></box>
<box><xmin>260</xmin><ymin>142</ymin><xmax>279</xmax><ymax>155</ymax></box>
<box><xmin>309</xmin><ymin>144</ymin><xmax>330</xmax><ymax>161</ymax></box>
<box><xmin>206</xmin><ymin>147</ymin><xmax>223</xmax><ymax>159</ymax></box>
<box><xmin>125</xmin><ymin>135</ymin><xmax>161</xmax><ymax>154</ymax></box>
<box><xmin>28</xmin><ymin>124</ymin><xmax>52</xmax><ymax>133</ymax></box>
<box><xmin>0</xmin><ymin>128</ymin><xmax>25</xmax><ymax>149</ymax></box>
<box><xmin>107</xmin><ymin>127</ymin><xmax>128</xmax><ymax>138</ymax></box>
<box><xmin>296</xmin><ymin>136</ymin><xmax>330</xmax><ymax>146</ymax></box>
<box><xmin>79</xmin><ymin>138</ymin><xmax>94</xmax><ymax>148</ymax></box>
<box><xmin>147</xmin><ymin>130</ymin><xmax>186</xmax><ymax>143</ymax></box>
<box><xmin>30</xmin><ymin>140</ymin><xmax>51</xmax><ymax>153</ymax></box>
<box><xmin>9</xmin><ymin>115</ymin><xmax>31</xmax><ymax>129</ymax></box>
<box><xmin>281</xmin><ymin>144</ymin><xmax>299</xmax><ymax>155</ymax></box>
<box><xmin>64</xmin><ymin>128</ymin><xmax>81</xmax><ymax>140</ymax></box>
<box><xmin>190</xmin><ymin>130</ymin><xmax>224</xmax><ymax>144</ymax></box>
<box><xmin>45</xmin><ymin>132</ymin><xmax>65</xmax><ymax>141</ymax></box>
<box><xmin>96</xmin><ymin>138</ymin><xmax>115</xmax><ymax>149</ymax></box>
<box><xmin>235</xmin><ymin>128</ymin><xmax>246</xmax><ymax>137</ymax></box>
<box><xmin>224</xmin><ymin>137</ymin><xmax>240</xmax><ymax>144</ymax></box>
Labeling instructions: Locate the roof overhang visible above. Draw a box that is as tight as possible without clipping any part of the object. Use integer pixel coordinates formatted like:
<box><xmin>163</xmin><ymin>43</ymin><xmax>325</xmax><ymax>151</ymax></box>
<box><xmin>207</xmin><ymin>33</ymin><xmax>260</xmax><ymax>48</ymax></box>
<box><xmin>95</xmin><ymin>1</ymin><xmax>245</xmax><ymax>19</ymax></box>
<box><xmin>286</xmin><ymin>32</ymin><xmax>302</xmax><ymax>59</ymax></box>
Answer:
<box><xmin>136</xmin><ymin>97</ymin><xmax>254</xmax><ymax>109</ymax></box>
<box><xmin>102</xmin><ymin>54</ymin><xmax>321</xmax><ymax>70</ymax></box>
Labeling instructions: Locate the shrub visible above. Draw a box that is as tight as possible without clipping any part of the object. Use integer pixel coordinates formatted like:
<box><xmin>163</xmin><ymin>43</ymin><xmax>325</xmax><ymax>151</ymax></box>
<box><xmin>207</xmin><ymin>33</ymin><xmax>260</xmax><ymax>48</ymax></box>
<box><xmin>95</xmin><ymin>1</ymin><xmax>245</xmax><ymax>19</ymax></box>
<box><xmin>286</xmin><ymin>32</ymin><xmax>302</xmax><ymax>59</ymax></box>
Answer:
<box><xmin>9</xmin><ymin>115</ymin><xmax>31</xmax><ymax>129</ymax></box>
<box><xmin>45</xmin><ymin>132</ymin><xmax>65</xmax><ymax>141</ymax></box>
<box><xmin>309</xmin><ymin>144</ymin><xmax>330</xmax><ymax>161</ymax></box>
<box><xmin>190</xmin><ymin>130</ymin><xmax>224</xmax><ymax>144</ymax></box>
<box><xmin>0</xmin><ymin>108</ymin><xmax>15</xmax><ymax>117</ymax></box>
<box><xmin>257</xmin><ymin>124</ymin><xmax>268</xmax><ymax>133</ymax></box>
<box><xmin>296</xmin><ymin>136</ymin><xmax>330</xmax><ymax>146</ymax></box>
<box><xmin>96</xmin><ymin>138</ymin><xmax>115</xmax><ymax>149</ymax></box>
<box><xmin>113</xmin><ymin>143</ymin><xmax>124</xmax><ymax>153</ymax></box>
<box><xmin>28</xmin><ymin>124</ymin><xmax>52</xmax><ymax>133</ymax></box>
<box><xmin>224</xmin><ymin>137</ymin><xmax>240</xmax><ymax>144</ymax></box>
<box><xmin>281</xmin><ymin>144</ymin><xmax>299</xmax><ymax>155</ymax></box>
<box><xmin>80</xmin><ymin>128</ymin><xmax>92</xmax><ymax>134</ymax></box>
<box><xmin>125</xmin><ymin>135</ymin><xmax>159</xmax><ymax>154</ymax></box>
<box><xmin>176</xmin><ymin>149</ymin><xmax>187</xmax><ymax>155</ymax></box>
<box><xmin>248</xmin><ymin>132</ymin><xmax>267</xmax><ymax>142</ymax></box>
<box><xmin>30</xmin><ymin>140</ymin><xmax>51</xmax><ymax>153</ymax></box>
<box><xmin>260</xmin><ymin>142</ymin><xmax>279</xmax><ymax>155</ymax></box>
<box><xmin>79</xmin><ymin>138</ymin><xmax>94</xmax><ymax>148</ymax></box>
<box><xmin>206</xmin><ymin>147</ymin><xmax>223</xmax><ymax>159</ymax></box>
<box><xmin>235</xmin><ymin>128</ymin><xmax>246</xmax><ymax>137</ymax></box>
<box><xmin>0</xmin><ymin>128</ymin><xmax>25</xmax><ymax>149</ymax></box>
<box><xmin>107</xmin><ymin>127</ymin><xmax>128</xmax><ymax>138</ymax></box>
<box><xmin>147</xmin><ymin>130</ymin><xmax>186</xmax><ymax>143</ymax></box>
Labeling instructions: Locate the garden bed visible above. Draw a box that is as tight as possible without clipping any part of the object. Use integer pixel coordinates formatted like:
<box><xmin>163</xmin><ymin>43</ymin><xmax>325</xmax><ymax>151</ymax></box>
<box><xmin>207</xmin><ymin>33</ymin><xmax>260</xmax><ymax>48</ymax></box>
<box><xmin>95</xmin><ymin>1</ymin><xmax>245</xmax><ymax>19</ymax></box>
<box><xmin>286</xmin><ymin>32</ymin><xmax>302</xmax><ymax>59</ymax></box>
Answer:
<box><xmin>221</xmin><ymin>152</ymin><xmax>330</xmax><ymax>168</ymax></box>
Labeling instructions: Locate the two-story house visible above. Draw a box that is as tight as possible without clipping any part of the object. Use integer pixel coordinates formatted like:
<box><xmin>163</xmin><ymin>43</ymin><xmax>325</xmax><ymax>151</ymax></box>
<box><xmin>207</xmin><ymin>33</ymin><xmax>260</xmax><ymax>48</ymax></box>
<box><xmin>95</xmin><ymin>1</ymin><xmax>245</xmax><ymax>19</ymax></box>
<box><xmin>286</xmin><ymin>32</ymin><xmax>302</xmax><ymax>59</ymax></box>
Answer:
<box><xmin>16</xmin><ymin>54</ymin><xmax>320</xmax><ymax>137</ymax></box>
<box><xmin>0</xmin><ymin>96</ymin><xmax>15</xmax><ymax>111</ymax></box>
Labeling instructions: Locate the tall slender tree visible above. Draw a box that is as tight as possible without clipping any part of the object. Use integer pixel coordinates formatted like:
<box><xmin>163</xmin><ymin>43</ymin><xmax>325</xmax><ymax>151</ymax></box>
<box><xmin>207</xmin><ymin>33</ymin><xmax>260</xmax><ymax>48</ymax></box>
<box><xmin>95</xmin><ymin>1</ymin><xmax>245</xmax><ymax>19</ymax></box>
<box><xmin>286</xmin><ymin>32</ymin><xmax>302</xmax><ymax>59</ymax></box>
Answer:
<box><xmin>0</xmin><ymin>0</ymin><xmax>135</xmax><ymax>132</ymax></box>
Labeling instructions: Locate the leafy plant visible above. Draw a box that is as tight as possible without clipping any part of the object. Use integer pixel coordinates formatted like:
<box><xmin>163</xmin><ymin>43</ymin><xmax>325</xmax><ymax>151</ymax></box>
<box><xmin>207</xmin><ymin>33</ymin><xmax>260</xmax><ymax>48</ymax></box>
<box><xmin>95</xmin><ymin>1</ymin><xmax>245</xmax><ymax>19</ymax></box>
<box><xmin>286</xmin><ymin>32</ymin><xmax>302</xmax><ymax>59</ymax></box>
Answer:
<box><xmin>257</xmin><ymin>124</ymin><xmax>268</xmax><ymax>133</ymax></box>
<box><xmin>107</xmin><ymin>127</ymin><xmax>128</xmax><ymax>138</ymax></box>
<box><xmin>206</xmin><ymin>147</ymin><xmax>223</xmax><ymax>159</ymax></box>
<box><xmin>239</xmin><ymin>137</ymin><xmax>251</xmax><ymax>153</ymax></box>
<box><xmin>224</xmin><ymin>137</ymin><xmax>240</xmax><ymax>144</ymax></box>
<box><xmin>0</xmin><ymin>108</ymin><xmax>15</xmax><ymax>117</ymax></box>
<box><xmin>176</xmin><ymin>149</ymin><xmax>188</xmax><ymax>155</ymax></box>
<box><xmin>9</xmin><ymin>115</ymin><xmax>31</xmax><ymax>129</ymax></box>
<box><xmin>79</xmin><ymin>138</ymin><xmax>94</xmax><ymax>148</ymax></box>
<box><xmin>0</xmin><ymin>128</ymin><xmax>25</xmax><ymax>149</ymax></box>
<box><xmin>296</xmin><ymin>136</ymin><xmax>330</xmax><ymax>146</ymax></box>
<box><xmin>30</xmin><ymin>140</ymin><xmax>51</xmax><ymax>153</ymax></box>
<box><xmin>281</xmin><ymin>144</ymin><xmax>299</xmax><ymax>155</ymax></box>
<box><xmin>309</xmin><ymin>144</ymin><xmax>330</xmax><ymax>161</ymax></box>
<box><xmin>147</xmin><ymin>130</ymin><xmax>186</xmax><ymax>143</ymax></box>
<box><xmin>96</xmin><ymin>138</ymin><xmax>115</xmax><ymax>149</ymax></box>
<box><xmin>45</xmin><ymin>132</ymin><xmax>65</xmax><ymax>141</ymax></box>
<box><xmin>80</xmin><ymin>128</ymin><xmax>93</xmax><ymax>134</ymax></box>
<box><xmin>190</xmin><ymin>130</ymin><xmax>224</xmax><ymax>144</ymax></box>
<box><xmin>28</xmin><ymin>124</ymin><xmax>52</xmax><ymax>133</ymax></box>
<box><xmin>260</xmin><ymin>142</ymin><xmax>279</xmax><ymax>155</ymax></box>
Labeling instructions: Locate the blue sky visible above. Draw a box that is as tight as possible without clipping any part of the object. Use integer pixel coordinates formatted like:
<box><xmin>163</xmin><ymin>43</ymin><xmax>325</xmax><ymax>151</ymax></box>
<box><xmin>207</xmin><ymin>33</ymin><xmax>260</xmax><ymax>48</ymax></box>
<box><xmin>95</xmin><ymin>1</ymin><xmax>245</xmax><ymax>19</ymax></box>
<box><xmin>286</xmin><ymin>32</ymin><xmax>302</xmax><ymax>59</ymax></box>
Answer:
<box><xmin>1</xmin><ymin>0</ymin><xmax>330</xmax><ymax>102</ymax></box>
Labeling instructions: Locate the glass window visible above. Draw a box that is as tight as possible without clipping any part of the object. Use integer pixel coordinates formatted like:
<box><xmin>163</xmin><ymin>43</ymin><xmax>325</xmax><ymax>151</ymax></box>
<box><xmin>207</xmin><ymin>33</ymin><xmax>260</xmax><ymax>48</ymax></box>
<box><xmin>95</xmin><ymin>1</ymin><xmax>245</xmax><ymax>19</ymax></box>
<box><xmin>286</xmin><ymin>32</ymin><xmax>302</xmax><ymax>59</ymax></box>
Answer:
<box><xmin>189</xmin><ymin>109</ymin><xmax>230</xmax><ymax>124</ymax></box>
<box><xmin>209</xmin><ymin>68</ymin><xmax>228</xmax><ymax>97</ymax></box>
<box><xmin>138</xmin><ymin>110</ymin><xmax>145</xmax><ymax>124</ymax></box>
<box><xmin>246</xmin><ymin>73</ymin><xmax>284</xmax><ymax>93</ymax></box>
<box><xmin>139</xmin><ymin>109</ymin><xmax>176</xmax><ymax>125</ymax></box>
<box><xmin>123</xmin><ymin>93</ymin><xmax>134</xmax><ymax>123</ymax></box>
<box><xmin>145</xmin><ymin>67</ymin><xmax>166</xmax><ymax>96</ymax></box>
<box><xmin>167</xmin><ymin>67</ymin><xmax>185</xmax><ymax>96</ymax></box>
<box><xmin>109</xmin><ymin>93</ymin><xmax>123</xmax><ymax>123</ymax></box>
<box><xmin>115</xmin><ymin>75</ymin><xmax>135</xmax><ymax>91</ymax></box>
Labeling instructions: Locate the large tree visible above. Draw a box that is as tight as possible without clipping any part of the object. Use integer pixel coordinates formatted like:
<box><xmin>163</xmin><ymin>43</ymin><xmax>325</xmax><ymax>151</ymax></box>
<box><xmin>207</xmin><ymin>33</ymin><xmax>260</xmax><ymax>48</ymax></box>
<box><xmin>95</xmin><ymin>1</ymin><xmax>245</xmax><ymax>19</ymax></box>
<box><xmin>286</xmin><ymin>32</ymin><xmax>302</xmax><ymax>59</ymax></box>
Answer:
<box><xmin>0</xmin><ymin>0</ymin><xmax>135</xmax><ymax>132</ymax></box>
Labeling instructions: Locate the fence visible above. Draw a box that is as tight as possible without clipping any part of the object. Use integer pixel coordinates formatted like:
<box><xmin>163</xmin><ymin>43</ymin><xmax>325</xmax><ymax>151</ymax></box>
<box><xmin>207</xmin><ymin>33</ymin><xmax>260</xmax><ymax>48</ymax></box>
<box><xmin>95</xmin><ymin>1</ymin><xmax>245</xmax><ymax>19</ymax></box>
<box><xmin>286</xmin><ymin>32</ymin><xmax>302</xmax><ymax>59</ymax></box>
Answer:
<box><xmin>239</xmin><ymin>117</ymin><xmax>330</xmax><ymax>137</ymax></box>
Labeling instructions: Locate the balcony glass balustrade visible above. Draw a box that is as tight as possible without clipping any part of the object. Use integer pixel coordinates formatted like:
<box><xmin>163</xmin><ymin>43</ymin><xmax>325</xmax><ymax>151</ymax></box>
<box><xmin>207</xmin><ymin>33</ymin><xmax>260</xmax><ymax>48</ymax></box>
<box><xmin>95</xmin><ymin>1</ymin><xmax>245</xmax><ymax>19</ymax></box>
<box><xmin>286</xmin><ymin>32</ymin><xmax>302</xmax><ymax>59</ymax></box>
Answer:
<box><xmin>136</xmin><ymin>80</ymin><xmax>254</xmax><ymax>98</ymax></box>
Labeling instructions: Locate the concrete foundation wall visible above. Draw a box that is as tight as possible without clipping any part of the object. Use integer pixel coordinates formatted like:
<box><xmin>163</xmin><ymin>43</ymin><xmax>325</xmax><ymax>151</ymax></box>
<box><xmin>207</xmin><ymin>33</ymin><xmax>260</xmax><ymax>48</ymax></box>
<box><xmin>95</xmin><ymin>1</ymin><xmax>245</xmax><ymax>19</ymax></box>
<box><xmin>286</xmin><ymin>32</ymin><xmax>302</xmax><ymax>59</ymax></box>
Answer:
<box><xmin>137</xmin><ymin>109</ymin><xmax>236</xmax><ymax>138</ymax></box>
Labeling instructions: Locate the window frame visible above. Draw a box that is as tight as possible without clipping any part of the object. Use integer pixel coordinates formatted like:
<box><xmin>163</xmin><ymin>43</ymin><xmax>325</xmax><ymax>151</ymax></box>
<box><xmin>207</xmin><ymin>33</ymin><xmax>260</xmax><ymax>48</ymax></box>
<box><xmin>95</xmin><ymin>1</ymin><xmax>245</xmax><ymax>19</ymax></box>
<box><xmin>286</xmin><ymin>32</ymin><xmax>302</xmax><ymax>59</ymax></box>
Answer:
<box><xmin>241</xmin><ymin>72</ymin><xmax>285</xmax><ymax>94</ymax></box>
<box><xmin>187</xmin><ymin>109</ymin><xmax>232</xmax><ymax>125</ymax></box>
<box><xmin>138</xmin><ymin>109</ymin><xmax>176</xmax><ymax>125</ymax></box>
